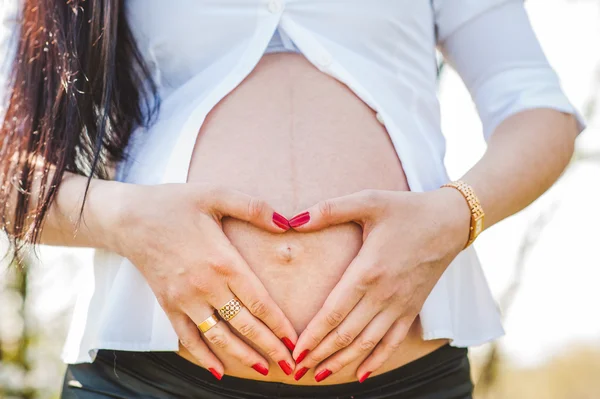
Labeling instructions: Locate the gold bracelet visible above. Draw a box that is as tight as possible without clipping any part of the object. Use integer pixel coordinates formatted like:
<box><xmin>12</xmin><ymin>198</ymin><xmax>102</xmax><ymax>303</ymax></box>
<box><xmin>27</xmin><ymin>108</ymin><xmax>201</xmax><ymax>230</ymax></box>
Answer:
<box><xmin>440</xmin><ymin>180</ymin><xmax>485</xmax><ymax>249</ymax></box>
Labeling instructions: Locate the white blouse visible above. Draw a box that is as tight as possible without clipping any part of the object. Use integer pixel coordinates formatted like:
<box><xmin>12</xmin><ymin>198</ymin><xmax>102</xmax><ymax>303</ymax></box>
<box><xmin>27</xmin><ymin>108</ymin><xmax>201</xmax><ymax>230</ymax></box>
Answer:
<box><xmin>0</xmin><ymin>0</ymin><xmax>585</xmax><ymax>364</ymax></box>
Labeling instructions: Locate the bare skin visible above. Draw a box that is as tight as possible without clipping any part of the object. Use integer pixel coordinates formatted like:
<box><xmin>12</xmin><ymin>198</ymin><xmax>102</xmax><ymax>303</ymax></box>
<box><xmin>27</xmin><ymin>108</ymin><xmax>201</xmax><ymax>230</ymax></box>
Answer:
<box><xmin>179</xmin><ymin>53</ymin><xmax>448</xmax><ymax>383</ymax></box>
<box><xmin>6</xmin><ymin>49</ymin><xmax>576</xmax><ymax>386</ymax></box>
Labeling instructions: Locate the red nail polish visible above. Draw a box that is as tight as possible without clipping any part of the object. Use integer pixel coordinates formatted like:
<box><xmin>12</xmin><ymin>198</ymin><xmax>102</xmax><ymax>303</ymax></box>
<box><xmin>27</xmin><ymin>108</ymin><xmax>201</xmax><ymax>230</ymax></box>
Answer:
<box><xmin>289</xmin><ymin>211</ymin><xmax>310</xmax><ymax>228</ymax></box>
<box><xmin>295</xmin><ymin>349</ymin><xmax>309</xmax><ymax>364</ymax></box>
<box><xmin>252</xmin><ymin>363</ymin><xmax>269</xmax><ymax>376</ymax></box>
<box><xmin>272</xmin><ymin>212</ymin><xmax>290</xmax><ymax>231</ymax></box>
<box><xmin>208</xmin><ymin>368</ymin><xmax>222</xmax><ymax>381</ymax></box>
<box><xmin>315</xmin><ymin>369</ymin><xmax>332</xmax><ymax>382</ymax></box>
<box><xmin>278</xmin><ymin>360</ymin><xmax>293</xmax><ymax>375</ymax></box>
<box><xmin>359</xmin><ymin>371</ymin><xmax>371</xmax><ymax>383</ymax></box>
<box><xmin>294</xmin><ymin>367</ymin><xmax>309</xmax><ymax>381</ymax></box>
<box><xmin>281</xmin><ymin>337</ymin><xmax>295</xmax><ymax>352</ymax></box>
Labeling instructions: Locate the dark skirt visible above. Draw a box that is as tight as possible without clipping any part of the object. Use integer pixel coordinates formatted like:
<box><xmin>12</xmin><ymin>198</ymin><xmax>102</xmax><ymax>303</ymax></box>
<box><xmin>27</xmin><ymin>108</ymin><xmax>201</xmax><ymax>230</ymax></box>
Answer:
<box><xmin>61</xmin><ymin>343</ymin><xmax>473</xmax><ymax>399</ymax></box>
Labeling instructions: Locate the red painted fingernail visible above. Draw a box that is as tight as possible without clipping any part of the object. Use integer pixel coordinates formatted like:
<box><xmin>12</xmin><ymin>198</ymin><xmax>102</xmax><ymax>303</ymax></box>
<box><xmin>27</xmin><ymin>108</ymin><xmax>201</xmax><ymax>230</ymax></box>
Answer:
<box><xmin>282</xmin><ymin>337</ymin><xmax>295</xmax><ymax>352</ymax></box>
<box><xmin>278</xmin><ymin>360</ymin><xmax>293</xmax><ymax>375</ymax></box>
<box><xmin>359</xmin><ymin>371</ymin><xmax>371</xmax><ymax>383</ymax></box>
<box><xmin>252</xmin><ymin>363</ymin><xmax>269</xmax><ymax>376</ymax></box>
<box><xmin>315</xmin><ymin>369</ymin><xmax>332</xmax><ymax>382</ymax></box>
<box><xmin>208</xmin><ymin>368</ymin><xmax>222</xmax><ymax>380</ymax></box>
<box><xmin>289</xmin><ymin>211</ymin><xmax>310</xmax><ymax>228</ymax></box>
<box><xmin>294</xmin><ymin>367</ymin><xmax>309</xmax><ymax>381</ymax></box>
<box><xmin>295</xmin><ymin>349</ymin><xmax>309</xmax><ymax>363</ymax></box>
<box><xmin>272</xmin><ymin>212</ymin><xmax>290</xmax><ymax>231</ymax></box>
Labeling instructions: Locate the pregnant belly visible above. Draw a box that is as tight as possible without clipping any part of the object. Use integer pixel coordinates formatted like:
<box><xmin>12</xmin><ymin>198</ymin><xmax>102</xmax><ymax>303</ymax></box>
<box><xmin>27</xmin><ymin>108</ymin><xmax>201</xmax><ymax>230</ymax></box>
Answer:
<box><xmin>182</xmin><ymin>53</ymin><xmax>447</xmax><ymax>383</ymax></box>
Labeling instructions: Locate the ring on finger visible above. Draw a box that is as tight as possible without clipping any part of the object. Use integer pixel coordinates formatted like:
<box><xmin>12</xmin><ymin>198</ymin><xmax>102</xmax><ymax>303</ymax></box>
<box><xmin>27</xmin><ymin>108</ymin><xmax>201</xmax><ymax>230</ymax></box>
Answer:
<box><xmin>218</xmin><ymin>297</ymin><xmax>243</xmax><ymax>321</ymax></box>
<box><xmin>198</xmin><ymin>313</ymin><xmax>220</xmax><ymax>333</ymax></box>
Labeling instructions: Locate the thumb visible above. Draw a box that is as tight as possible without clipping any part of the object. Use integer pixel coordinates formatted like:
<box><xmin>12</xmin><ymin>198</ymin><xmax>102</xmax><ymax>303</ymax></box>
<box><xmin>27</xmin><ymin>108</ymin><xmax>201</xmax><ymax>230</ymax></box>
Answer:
<box><xmin>209</xmin><ymin>187</ymin><xmax>290</xmax><ymax>233</ymax></box>
<box><xmin>288</xmin><ymin>190</ymin><xmax>377</xmax><ymax>232</ymax></box>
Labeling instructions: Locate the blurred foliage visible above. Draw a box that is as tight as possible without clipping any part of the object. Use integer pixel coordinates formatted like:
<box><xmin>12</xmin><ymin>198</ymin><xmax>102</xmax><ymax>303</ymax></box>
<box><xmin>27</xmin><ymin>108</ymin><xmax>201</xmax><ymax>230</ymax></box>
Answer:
<box><xmin>1</xmin><ymin>256</ymin><xmax>35</xmax><ymax>399</ymax></box>
<box><xmin>0</xmin><ymin>250</ymin><xmax>67</xmax><ymax>399</ymax></box>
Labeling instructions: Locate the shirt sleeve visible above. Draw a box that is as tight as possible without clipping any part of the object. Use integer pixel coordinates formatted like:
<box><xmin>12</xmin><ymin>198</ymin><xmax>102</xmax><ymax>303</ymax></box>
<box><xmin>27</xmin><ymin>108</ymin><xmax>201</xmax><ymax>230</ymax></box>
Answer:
<box><xmin>433</xmin><ymin>0</ymin><xmax>586</xmax><ymax>141</ymax></box>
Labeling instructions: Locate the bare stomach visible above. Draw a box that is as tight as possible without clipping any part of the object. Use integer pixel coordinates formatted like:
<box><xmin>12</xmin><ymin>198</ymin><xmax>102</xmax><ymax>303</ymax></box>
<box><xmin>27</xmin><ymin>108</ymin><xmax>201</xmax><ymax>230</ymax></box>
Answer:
<box><xmin>181</xmin><ymin>53</ymin><xmax>448</xmax><ymax>384</ymax></box>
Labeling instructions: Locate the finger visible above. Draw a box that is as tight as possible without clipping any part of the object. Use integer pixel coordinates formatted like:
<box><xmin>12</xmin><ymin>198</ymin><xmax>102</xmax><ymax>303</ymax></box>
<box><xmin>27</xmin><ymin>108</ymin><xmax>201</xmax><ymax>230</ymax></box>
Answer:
<box><xmin>226</xmin><ymin>247</ymin><xmax>299</xmax><ymax>349</ymax></box>
<box><xmin>295</xmin><ymin>297</ymin><xmax>381</xmax><ymax>371</ymax></box>
<box><xmin>202</xmin><ymin>320</ymin><xmax>273</xmax><ymax>377</ymax></box>
<box><xmin>168</xmin><ymin>311</ymin><xmax>224</xmax><ymax>380</ymax></box>
<box><xmin>210</xmin><ymin>187</ymin><xmax>291</xmax><ymax>232</ymax></box>
<box><xmin>305</xmin><ymin>311</ymin><xmax>397</xmax><ymax>383</ymax></box>
<box><xmin>292</xmin><ymin>244</ymin><xmax>375</xmax><ymax>363</ymax></box>
<box><xmin>227</xmin><ymin>307</ymin><xmax>296</xmax><ymax>375</ymax></box>
<box><xmin>288</xmin><ymin>189</ymin><xmax>384</xmax><ymax>231</ymax></box>
<box><xmin>355</xmin><ymin>318</ymin><xmax>413</xmax><ymax>383</ymax></box>
<box><xmin>202</xmin><ymin>285</ymin><xmax>295</xmax><ymax>376</ymax></box>
<box><xmin>188</xmin><ymin>303</ymin><xmax>271</xmax><ymax>377</ymax></box>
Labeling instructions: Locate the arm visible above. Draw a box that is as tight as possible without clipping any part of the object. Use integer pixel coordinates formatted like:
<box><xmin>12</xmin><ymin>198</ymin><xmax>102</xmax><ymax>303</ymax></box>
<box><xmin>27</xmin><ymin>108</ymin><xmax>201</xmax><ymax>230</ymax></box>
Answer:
<box><xmin>4</xmin><ymin>166</ymin><xmax>301</xmax><ymax>377</ymax></box>
<box><xmin>287</xmin><ymin>0</ymin><xmax>585</xmax><ymax>383</ymax></box>
<box><xmin>436</xmin><ymin>0</ymin><xmax>584</xmax><ymax>231</ymax></box>
<box><xmin>28</xmin><ymin>171</ymin><xmax>127</xmax><ymax>249</ymax></box>
<box><xmin>452</xmin><ymin>108</ymin><xmax>578</xmax><ymax>236</ymax></box>
<box><xmin>0</xmin><ymin>0</ymin><xmax>297</xmax><ymax>379</ymax></box>
<box><xmin>2</xmin><ymin>1</ymin><xmax>299</xmax><ymax>377</ymax></box>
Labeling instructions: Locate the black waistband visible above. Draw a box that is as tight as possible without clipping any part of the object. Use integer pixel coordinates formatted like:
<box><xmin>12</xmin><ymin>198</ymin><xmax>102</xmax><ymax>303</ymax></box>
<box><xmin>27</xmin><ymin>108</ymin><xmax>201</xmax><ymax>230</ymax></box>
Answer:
<box><xmin>80</xmin><ymin>344</ymin><xmax>472</xmax><ymax>398</ymax></box>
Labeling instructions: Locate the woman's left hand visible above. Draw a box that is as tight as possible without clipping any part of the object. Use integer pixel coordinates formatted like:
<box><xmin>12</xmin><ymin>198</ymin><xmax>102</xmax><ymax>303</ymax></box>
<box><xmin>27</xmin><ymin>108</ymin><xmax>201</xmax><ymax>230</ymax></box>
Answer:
<box><xmin>289</xmin><ymin>188</ymin><xmax>471</xmax><ymax>382</ymax></box>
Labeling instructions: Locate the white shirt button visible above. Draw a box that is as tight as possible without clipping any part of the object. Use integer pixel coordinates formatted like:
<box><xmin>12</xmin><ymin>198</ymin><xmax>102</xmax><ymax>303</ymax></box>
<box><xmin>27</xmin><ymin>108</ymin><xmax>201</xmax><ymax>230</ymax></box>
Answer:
<box><xmin>376</xmin><ymin>112</ymin><xmax>385</xmax><ymax>125</ymax></box>
<box><xmin>317</xmin><ymin>53</ymin><xmax>333</xmax><ymax>68</ymax></box>
<box><xmin>267</xmin><ymin>0</ymin><xmax>282</xmax><ymax>13</ymax></box>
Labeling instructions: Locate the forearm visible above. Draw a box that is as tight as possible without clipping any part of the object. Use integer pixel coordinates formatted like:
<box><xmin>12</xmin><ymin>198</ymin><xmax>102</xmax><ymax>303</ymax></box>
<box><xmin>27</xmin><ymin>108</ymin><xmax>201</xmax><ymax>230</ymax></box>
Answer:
<box><xmin>4</xmin><ymin>168</ymin><xmax>128</xmax><ymax>250</ymax></box>
<box><xmin>40</xmin><ymin>173</ymin><xmax>128</xmax><ymax>249</ymax></box>
<box><xmin>456</xmin><ymin>108</ymin><xmax>579</xmax><ymax>230</ymax></box>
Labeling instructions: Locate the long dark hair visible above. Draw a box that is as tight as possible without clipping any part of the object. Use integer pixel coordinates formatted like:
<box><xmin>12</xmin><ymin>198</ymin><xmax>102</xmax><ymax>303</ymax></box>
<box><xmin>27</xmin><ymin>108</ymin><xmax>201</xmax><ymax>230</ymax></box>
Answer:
<box><xmin>0</xmin><ymin>0</ymin><xmax>157</xmax><ymax>259</ymax></box>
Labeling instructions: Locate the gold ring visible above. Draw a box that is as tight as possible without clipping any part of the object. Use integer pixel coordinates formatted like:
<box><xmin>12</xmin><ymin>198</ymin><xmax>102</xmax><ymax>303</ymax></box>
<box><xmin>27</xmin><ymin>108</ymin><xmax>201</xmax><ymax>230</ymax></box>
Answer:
<box><xmin>197</xmin><ymin>313</ymin><xmax>219</xmax><ymax>333</ymax></box>
<box><xmin>218</xmin><ymin>297</ymin><xmax>243</xmax><ymax>321</ymax></box>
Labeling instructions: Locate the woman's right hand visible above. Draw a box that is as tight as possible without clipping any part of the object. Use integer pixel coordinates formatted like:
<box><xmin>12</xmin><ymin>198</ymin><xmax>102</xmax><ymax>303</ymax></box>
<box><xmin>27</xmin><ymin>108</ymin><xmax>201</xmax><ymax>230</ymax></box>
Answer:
<box><xmin>108</xmin><ymin>183</ymin><xmax>298</xmax><ymax>379</ymax></box>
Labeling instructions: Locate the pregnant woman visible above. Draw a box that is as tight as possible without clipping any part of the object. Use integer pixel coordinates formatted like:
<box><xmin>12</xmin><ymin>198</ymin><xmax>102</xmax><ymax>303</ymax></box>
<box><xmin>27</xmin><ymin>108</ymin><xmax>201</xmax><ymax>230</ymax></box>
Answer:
<box><xmin>0</xmin><ymin>0</ymin><xmax>584</xmax><ymax>398</ymax></box>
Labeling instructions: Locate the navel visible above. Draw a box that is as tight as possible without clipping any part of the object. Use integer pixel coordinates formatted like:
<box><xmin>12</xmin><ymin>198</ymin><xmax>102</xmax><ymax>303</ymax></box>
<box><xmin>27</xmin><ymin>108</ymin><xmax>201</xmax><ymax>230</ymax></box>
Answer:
<box><xmin>275</xmin><ymin>242</ymin><xmax>296</xmax><ymax>264</ymax></box>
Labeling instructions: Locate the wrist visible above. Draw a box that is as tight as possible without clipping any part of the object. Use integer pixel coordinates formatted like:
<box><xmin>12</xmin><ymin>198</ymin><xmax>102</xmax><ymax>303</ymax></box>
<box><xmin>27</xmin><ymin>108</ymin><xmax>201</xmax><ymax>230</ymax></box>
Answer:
<box><xmin>87</xmin><ymin>179</ymin><xmax>138</xmax><ymax>254</ymax></box>
<box><xmin>430</xmin><ymin>187</ymin><xmax>473</xmax><ymax>252</ymax></box>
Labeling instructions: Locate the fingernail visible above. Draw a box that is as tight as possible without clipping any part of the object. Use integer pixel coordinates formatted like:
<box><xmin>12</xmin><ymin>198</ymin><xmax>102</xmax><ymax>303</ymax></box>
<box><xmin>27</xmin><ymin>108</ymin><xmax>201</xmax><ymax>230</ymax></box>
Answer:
<box><xmin>295</xmin><ymin>349</ymin><xmax>310</xmax><ymax>363</ymax></box>
<box><xmin>315</xmin><ymin>369</ymin><xmax>332</xmax><ymax>383</ymax></box>
<box><xmin>252</xmin><ymin>363</ymin><xmax>269</xmax><ymax>376</ymax></box>
<box><xmin>282</xmin><ymin>337</ymin><xmax>296</xmax><ymax>352</ymax></box>
<box><xmin>294</xmin><ymin>367</ymin><xmax>309</xmax><ymax>381</ymax></box>
<box><xmin>208</xmin><ymin>368</ymin><xmax>222</xmax><ymax>381</ymax></box>
<box><xmin>272</xmin><ymin>212</ymin><xmax>290</xmax><ymax>231</ymax></box>
<box><xmin>278</xmin><ymin>360</ymin><xmax>293</xmax><ymax>375</ymax></box>
<box><xmin>359</xmin><ymin>371</ymin><xmax>371</xmax><ymax>383</ymax></box>
<box><xmin>289</xmin><ymin>211</ymin><xmax>310</xmax><ymax>228</ymax></box>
